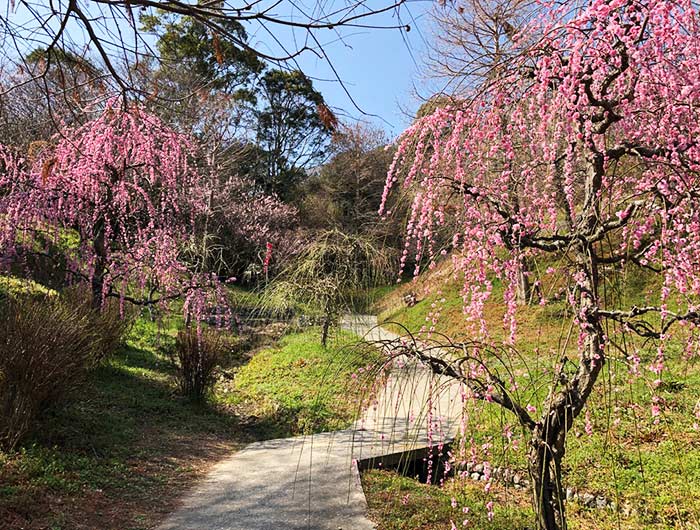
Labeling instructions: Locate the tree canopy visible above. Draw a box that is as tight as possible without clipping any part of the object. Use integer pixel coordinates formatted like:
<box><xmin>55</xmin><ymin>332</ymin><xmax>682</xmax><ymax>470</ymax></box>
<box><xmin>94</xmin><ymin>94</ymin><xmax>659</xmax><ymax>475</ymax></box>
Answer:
<box><xmin>255</xmin><ymin>69</ymin><xmax>336</xmax><ymax>199</ymax></box>
<box><xmin>0</xmin><ymin>102</ymin><xmax>229</xmax><ymax>315</ymax></box>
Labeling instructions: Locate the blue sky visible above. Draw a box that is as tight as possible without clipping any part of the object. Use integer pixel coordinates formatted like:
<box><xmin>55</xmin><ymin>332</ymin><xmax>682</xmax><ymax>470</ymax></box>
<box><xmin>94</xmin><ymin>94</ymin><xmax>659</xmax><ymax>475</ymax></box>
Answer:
<box><xmin>246</xmin><ymin>0</ymin><xmax>434</xmax><ymax>137</ymax></box>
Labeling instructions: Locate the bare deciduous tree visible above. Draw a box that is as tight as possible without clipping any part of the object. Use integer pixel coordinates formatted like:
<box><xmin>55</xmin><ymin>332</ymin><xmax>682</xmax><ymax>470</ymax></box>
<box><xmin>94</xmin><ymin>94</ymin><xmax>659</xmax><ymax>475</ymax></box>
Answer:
<box><xmin>424</xmin><ymin>0</ymin><xmax>542</xmax><ymax>94</ymax></box>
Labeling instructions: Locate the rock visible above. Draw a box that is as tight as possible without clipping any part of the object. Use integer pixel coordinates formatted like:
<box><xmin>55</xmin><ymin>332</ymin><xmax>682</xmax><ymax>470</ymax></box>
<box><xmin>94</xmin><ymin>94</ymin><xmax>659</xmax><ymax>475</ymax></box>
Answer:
<box><xmin>566</xmin><ymin>488</ymin><xmax>575</xmax><ymax>501</ymax></box>
<box><xmin>404</xmin><ymin>292</ymin><xmax>417</xmax><ymax>307</ymax></box>
<box><xmin>595</xmin><ymin>496</ymin><xmax>607</xmax><ymax>509</ymax></box>
<box><xmin>479</xmin><ymin>474</ymin><xmax>487</xmax><ymax>481</ymax></box>
<box><xmin>582</xmin><ymin>493</ymin><xmax>596</xmax><ymax>508</ymax></box>
<box><xmin>513</xmin><ymin>473</ymin><xmax>523</xmax><ymax>485</ymax></box>
<box><xmin>473</xmin><ymin>463</ymin><xmax>484</xmax><ymax>473</ymax></box>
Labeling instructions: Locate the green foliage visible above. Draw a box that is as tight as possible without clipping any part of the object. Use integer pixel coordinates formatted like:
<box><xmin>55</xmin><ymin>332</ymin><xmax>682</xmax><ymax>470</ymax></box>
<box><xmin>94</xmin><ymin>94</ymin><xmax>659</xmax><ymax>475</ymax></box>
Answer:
<box><xmin>267</xmin><ymin>230</ymin><xmax>392</xmax><ymax>311</ymax></box>
<box><xmin>126</xmin><ymin>311</ymin><xmax>181</xmax><ymax>353</ymax></box>
<box><xmin>136</xmin><ymin>9</ymin><xmax>263</xmax><ymax>189</ymax></box>
<box><xmin>264</xmin><ymin>230</ymin><xmax>392</xmax><ymax>344</ymax></box>
<box><xmin>255</xmin><ymin>69</ymin><xmax>333</xmax><ymax>199</ymax></box>
<box><xmin>227</xmin><ymin>284</ymin><xmax>309</xmax><ymax>318</ymax></box>
<box><xmin>0</xmin><ymin>275</ymin><xmax>57</xmax><ymax>300</ymax></box>
<box><xmin>140</xmin><ymin>11</ymin><xmax>262</xmax><ymax>92</ymax></box>
<box><xmin>25</xmin><ymin>47</ymin><xmax>102</xmax><ymax>80</ymax></box>
<box><xmin>6</xmin><ymin>227</ymin><xmax>80</xmax><ymax>291</ymax></box>
<box><xmin>298</xmin><ymin>123</ymin><xmax>405</xmax><ymax>245</ymax></box>
<box><xmin>228</xmin><ymin>285</ymin><xmax>266</xmax><ymax>309</ymax></box>
<box><xmin>348</xmin><ymin>284</ymin><xmax>399</xmax><ymax>314</ymax></box>
<box><xmin>219</xmin><ymin>329</ymin><xmax>381</xmax><ymax>436</ymax></box>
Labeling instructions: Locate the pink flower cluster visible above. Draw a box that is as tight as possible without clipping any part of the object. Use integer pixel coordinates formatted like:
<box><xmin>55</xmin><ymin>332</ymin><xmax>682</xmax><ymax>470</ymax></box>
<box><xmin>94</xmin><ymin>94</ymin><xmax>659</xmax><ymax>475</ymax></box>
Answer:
<box><xmin>382</xmin><ymin>0</ymin><xmax>700</xmax><ymax>349</ymax></box>
<box><xmin>0</xmin><ymin>101</ymin><xmax>227</xmax><ymax>317</ymax></box>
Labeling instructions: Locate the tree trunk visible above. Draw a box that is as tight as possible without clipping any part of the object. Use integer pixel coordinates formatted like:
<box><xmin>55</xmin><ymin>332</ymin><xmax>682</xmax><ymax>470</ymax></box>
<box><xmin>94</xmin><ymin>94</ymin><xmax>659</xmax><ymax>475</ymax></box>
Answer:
<box><xmin>524</xmin><ymin>154</ymin><xmax>607</xmax><ymax>530</ymax></box>
<box><xmin>525</xmin><ymin>255</ymin><xmax>603</xmax><ymax>530</ymax></box>
<box><xmin>91</xmin><ymin>270</ymin><xmax>104</xmax><ymax>310</ymax></box>
<box><xmin>321</xmin><ymin>315</ymin><xmax>331</xmax><ymax>348</ymax></box>
<box><xmin>529</xmin><ymin>427</ymin><xmax>567</xmax><ymax>530</ymax></box>
<box><xmin>515</xmin><ymin>258</ymin><xmax>531</xmax><ymax>305</ymax></box>
<box><xmin>91</xmin><ymin>217</ymin><xmax>107</xmax><ymax>311</ymax></box>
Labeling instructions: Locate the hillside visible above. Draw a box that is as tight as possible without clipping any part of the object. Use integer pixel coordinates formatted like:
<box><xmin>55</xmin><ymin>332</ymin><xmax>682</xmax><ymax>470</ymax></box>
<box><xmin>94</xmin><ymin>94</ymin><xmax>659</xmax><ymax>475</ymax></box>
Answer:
<box><xmin>366</xmin><ymin>258</ymin><xmax>700</xmax><ymax>530</ymax></box>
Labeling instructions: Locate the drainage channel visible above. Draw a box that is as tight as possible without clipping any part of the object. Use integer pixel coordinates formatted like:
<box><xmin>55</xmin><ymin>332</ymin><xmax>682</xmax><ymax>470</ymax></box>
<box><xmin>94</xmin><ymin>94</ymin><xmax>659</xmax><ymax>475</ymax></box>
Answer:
<box><xmin>357</xmin><ymin>442</ymin><xmax>455</xmax><ymax>485</ymax></box>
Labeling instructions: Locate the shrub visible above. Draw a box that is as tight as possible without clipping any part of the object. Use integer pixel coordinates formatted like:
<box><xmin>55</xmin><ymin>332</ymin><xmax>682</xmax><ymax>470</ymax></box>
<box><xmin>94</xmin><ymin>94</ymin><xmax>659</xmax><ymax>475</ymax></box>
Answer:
<box><xmin>0</xmin><ymin>295</ymin><xmax>97</xmax><ymax>449</ymax></box>
<box><xmin>170</xmin><ymin>328</ymin><xmax>230</xmax><ymax>401</ymax></box>
<box><xmin>91</xmin><ymin>303</ymin><xmax>133</xmax><ymax>362</ymax></box>
<box><xmin>62</xmin><ymin>286</ymin><xmax>134</xmax><ymax>363</ymax></box>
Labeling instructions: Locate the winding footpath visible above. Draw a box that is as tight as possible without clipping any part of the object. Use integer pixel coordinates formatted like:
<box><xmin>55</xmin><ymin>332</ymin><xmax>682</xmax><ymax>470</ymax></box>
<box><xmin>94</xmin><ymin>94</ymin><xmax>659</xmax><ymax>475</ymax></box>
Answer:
<box><xmin>158</xmin><ymin>316</ymin><xmax>464</xmax><ymax>530</ymax></box>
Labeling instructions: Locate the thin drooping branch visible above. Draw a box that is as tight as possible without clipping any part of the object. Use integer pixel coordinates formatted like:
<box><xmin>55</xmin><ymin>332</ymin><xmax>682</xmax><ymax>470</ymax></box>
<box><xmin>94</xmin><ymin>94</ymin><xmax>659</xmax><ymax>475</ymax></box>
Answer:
<box><xmin>374</xmin><ymin>328</ymin><xmax>537</xmax><ymax>431</ymax></box>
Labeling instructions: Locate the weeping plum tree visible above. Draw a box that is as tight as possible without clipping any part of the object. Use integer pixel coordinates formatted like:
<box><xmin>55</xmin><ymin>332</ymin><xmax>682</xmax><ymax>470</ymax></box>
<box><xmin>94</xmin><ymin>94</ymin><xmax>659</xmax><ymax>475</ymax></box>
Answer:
<box><xmin>0</xmin><ymin>102</ymin><xmax>230</xmax><ymax>314</ymax></box>
<box><xmin>382</xmin><ymin>0</ymin><xmax>700</xmax><ymax>528</ymax></box>
<box><xmin>264</xmin><ymin>230</ymin><xmax>391</xmax><ymax>347</ymax></box>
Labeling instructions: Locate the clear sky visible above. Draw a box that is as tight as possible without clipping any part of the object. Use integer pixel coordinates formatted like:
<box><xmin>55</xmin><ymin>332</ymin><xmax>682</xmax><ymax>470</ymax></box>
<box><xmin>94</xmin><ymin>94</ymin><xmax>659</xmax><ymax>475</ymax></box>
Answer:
<box><xmin>245</xmin><ymin>0</ymin><xmax>434</xmax><ymax>138</ymax></box>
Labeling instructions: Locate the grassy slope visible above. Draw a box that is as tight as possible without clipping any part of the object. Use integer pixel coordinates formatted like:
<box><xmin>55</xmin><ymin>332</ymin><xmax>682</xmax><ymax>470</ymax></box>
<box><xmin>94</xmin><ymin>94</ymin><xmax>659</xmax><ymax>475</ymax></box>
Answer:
<box><xmin>368</xmin><ymin>261</ymin><xmax>700</xmax><ymax>529</ymax></box>
<box><xmin>0</xmin><ymin>304</ymin><xmax>380</xmax><ymax>529</ymax></box>
<box><xmin>218</xmin><ymin>328</ymin><xmax>383</xmax><ymax>438</ymax></box>
<box><xmin>363</xmin><ymin>469</ymin><xmax>533</xmax><ymax>530</ymax></box>
<box><xmin>0</xmin><ymin>275</ymin><xmax>57</xmax><ymax>298</ymax></box>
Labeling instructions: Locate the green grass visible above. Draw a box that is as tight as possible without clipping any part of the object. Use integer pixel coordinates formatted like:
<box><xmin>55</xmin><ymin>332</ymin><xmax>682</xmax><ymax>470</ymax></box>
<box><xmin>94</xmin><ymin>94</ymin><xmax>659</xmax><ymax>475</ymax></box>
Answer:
<box><xmin>0</xmin><ymin>275</ymin><xmax>57</xmax><ymax>299</ymax></box>
<box><xmin>228</xmin><ymin>284</ymin><xmax>313</xmax><ymax>316</ymax></box>
<box><xmin>377</xmin><ymin>277</ymin><xmax>464</xmax><ymax>335</ymax></box>
<box><xmin>1</xmin><ymin>309</ymin><xmax>386</xmax><ymax>528</ymax></box>
<box><xmin>227</xmin><ymin>285</ymin><xmax>267</xmax><ymax>309</ymax></box>
<box><xmin>349</xmin><ymin>284</ymin><xmax>399</xmax><ymax>313</ymax></box>
<box><xmin>362</xmin><ymin>469</ymin><xmax>534</xmax><ymax>530</ymax></box>
<box><xmin>369</xmin><ymin>260</ymin><xmax>700</xmax><ymax>529</ymax></box>
<box><xmin>0</xmin><ymin>314</ymin><xmax>243</xmax><ymax>530</ymax></box>
<box><xmin>218</xmin><ymin>328</ymin><xmax>383</xmax><ymax>437</ymax></box>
